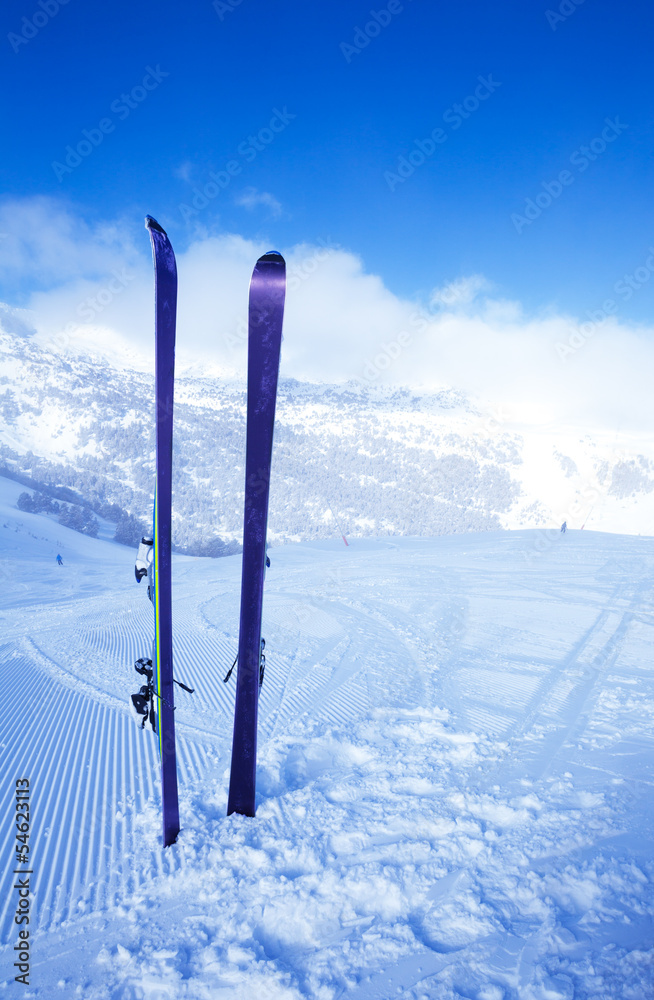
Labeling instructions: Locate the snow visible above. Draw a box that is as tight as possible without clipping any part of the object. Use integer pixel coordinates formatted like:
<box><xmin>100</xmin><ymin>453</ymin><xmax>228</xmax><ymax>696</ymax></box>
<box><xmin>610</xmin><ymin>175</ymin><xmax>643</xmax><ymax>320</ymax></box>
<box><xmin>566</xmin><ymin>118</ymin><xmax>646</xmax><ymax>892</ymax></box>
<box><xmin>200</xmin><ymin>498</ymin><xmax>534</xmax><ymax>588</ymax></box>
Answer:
<box><xmin>4</xmin><ymin>328</ymin><xmax>654</xmax><ymax>547</ymax></box>
<box><xmin>1</xmin><ymin>475</ymin><xmax>653</xmax><ymax>998</ymax></box>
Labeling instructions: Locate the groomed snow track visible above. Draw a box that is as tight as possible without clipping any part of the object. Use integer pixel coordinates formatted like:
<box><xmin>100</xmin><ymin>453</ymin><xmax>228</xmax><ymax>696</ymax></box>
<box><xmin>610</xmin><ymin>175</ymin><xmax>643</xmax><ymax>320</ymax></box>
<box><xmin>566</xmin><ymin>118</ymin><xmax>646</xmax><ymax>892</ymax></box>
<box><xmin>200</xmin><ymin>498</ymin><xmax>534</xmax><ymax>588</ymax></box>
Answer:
<box><xmin>1</xmin><ymin>490</ymin><xmax>654</xmax><ymax>999</ymax></box>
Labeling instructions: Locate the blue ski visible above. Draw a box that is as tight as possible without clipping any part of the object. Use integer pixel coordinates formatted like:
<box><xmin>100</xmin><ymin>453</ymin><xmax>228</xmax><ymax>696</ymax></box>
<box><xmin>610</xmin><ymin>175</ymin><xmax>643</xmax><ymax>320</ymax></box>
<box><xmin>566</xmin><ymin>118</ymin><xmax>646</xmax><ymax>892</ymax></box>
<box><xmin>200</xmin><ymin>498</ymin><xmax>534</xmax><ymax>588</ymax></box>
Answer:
<box><xmin>145</xmin><ymin>215</ymin><xmax>180</xmax><ymax>847</ymax></box>
<box><xmin>227</xmin><ymin>252</ymin><xmax>286</xmax><ymax>817</ymax></box>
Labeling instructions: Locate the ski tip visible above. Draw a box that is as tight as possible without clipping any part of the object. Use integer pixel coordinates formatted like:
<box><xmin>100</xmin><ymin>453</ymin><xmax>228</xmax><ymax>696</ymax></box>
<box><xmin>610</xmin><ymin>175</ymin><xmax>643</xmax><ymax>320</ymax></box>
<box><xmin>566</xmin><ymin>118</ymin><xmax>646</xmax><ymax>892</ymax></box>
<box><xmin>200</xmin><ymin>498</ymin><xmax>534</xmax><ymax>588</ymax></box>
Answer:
<box><xmin>258</xmin><ymin>251</ymin><xmax>285</xmax><ymax>266</ymax></box>
<box><xmin>145</xmin><ymin>215</ymin><xmax>167</xmax><ymax>236</ymax></box>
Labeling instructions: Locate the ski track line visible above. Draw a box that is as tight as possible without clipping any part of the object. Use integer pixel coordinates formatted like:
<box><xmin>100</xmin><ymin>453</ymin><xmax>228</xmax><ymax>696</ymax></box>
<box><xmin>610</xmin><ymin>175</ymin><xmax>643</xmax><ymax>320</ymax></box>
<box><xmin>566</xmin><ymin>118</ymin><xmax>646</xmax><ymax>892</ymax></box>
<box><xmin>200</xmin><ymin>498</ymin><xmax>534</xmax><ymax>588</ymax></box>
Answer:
<box><xmin>196</xmin><ymin>588</ymin><xmax>239</xmax><ymax>636</ymax></box>
<box><xmin>29</xmin><ymin>578</ymin><xmax>388</xmax><ymax>753</ymax></box>
<box><xmin>190</xmin><ymin>582</ymin><xmax>425</xmax><ymax>743</ymax></box>
<box><xmin>2</xmin><ymin>538</ymin><xmax>651</xmax><ymax>978</ymax></box>
<box><xmin>280</xmin><ymin>625</ymin><xmax>381</xmax><ymax>726</ymax></box>
<box><xmin>23</xmin><ymin>603</ymin><xmax>237</xmax><ymax>744</ymax></box>
<box><xmin>340</xmin><ymin>564</ymin><xmax>654</xmax><ymax>1000</ymax></box>
<box><xmin>476</xmin><ymin>572</ymin><xmax>653</xmax><ymax>792</ymax></box>
<box><xmin>273</xmin><ymin>590</ymin><xmax>429</xmax><ymax>705</ymax></box>
<box><xmin>82</xmin><ymin>702</ymin><xmax>110</xmax><ymax>909</ymax></box>
<box><xmin>0</xmin><ymin>640</ymin><xmax>211</xmax><ymax>943</ymax></box>
<box><xmin>258</xmin><ymin>632</ymin><xmax>307</xmax><ymax>741</ymax></box>
<box><xmin>262</xmin><ymin>635</ymin><xmax>351</xmax><ymax>740</ymax></box>
<box><xmin>52</xmin><ymin>697</ymin><xmax>97</xmax><ymax>925</ymax></box>
<box><xmin>3</xmin><ymin>579</ymin><xmax>400</xmax><ymax>937</ymax></box>
<box><xmin>446</xmin><ymin>569</ymin><xmax>630</xmax><ymax>748</ymax></box>
<box><xmin>186</xmin><ymin>566</ymin><xmax>436</xmax><ymax>744</ymax></box>
<box><xmin>0</xmin><ymin>656</ymin><xmax>52</xmax><ymax>915</ymax></box>
<box><xmin>531</xmin><ymin>593</ymin><xmax>650</xmax><ymax>787</ymax></box>
<box><xmin>172</xmin><ymin>633</ymin><xmax>236</xmax><ymax>723</ymax></box>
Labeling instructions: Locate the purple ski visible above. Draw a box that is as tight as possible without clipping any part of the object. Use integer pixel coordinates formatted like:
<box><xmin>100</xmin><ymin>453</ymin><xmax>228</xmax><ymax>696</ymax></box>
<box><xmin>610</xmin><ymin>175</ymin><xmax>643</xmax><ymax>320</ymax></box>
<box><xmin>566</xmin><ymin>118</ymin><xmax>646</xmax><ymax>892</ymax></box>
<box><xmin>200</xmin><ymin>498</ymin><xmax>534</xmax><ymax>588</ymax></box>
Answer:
<box><xmin>227</xmin><ymin>252</ymin><xmax>286</xmax><ymax>817</ymax></box>
<box><xmin>145</xmin><ymin>215</ymin><xmax>180</xmax><ymax>847</ymax></box>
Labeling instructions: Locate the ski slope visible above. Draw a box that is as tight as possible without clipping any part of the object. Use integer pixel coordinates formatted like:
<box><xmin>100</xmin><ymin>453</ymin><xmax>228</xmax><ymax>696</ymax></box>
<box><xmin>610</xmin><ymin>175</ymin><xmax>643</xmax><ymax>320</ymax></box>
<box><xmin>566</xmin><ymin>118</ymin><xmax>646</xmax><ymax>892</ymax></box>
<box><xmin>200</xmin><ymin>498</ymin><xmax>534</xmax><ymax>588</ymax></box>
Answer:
<box><xmin>1</xmin><ymin>475</ymin><xmax>653</xmax><ymax>999</ymax></box>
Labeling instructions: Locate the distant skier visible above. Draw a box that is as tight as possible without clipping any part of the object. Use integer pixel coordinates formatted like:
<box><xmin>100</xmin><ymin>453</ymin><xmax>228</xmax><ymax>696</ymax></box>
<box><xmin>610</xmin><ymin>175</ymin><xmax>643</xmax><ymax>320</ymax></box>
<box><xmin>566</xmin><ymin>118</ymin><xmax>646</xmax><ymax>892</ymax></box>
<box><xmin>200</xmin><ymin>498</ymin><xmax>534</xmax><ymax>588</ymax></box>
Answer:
<box><xmin>560</xmin><ymin>521</ymin><xmax>567</xmax><ymax>534</ymax></box>
<box><xmin>56</xmin><ymin>554</ymin><xmax>63</xmax><ymax>566</ymax></box>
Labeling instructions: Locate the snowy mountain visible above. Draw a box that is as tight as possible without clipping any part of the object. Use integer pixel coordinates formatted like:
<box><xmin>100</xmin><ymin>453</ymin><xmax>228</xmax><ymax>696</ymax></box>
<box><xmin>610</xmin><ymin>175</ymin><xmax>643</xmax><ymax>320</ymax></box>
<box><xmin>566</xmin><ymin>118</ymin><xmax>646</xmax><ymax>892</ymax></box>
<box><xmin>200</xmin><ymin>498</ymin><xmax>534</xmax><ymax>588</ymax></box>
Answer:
<box><xmin>1</xmin><ymin>328</ymin><xmax>652</xmax><ymax>553</ymax></box>
<box><xmin>1</xmin><ymin>475</ymin><xmax>653</xmax><ymax>998</ymax></box>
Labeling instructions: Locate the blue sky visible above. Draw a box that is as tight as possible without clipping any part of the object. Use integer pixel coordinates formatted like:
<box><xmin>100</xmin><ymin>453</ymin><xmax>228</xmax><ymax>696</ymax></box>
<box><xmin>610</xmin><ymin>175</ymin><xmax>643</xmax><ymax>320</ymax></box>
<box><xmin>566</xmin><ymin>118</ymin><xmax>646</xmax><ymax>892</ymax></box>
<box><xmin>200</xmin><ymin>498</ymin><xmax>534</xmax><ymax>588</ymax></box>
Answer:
<box><xmin>1</xmin><ymin>0</ymin><xmax>652</xmax><ymax>319</ymax></box>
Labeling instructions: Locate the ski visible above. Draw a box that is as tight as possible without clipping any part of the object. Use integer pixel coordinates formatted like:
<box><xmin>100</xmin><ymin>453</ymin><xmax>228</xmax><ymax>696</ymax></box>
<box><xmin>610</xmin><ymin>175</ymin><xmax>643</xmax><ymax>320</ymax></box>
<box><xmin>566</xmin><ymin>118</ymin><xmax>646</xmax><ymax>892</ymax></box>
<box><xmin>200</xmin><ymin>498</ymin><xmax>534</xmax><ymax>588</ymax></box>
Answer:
<box><xmin>146</xmin><ymin>215</ymin><xmax>180</xmax><ymax>847</ymax></box>
<box><xmin>227</xmin><ymin>251</ymin><xmax>286</xmax><ymax>817</ymax></box>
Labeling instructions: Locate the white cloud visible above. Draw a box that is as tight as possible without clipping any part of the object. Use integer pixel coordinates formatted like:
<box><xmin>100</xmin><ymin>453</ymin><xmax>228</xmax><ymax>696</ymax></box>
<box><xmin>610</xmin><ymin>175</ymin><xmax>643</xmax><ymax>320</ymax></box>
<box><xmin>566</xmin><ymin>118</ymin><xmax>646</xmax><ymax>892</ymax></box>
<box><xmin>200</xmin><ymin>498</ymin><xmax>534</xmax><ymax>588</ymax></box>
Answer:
<box><xmin>173</xmin><ymin>161</ymin><xmax>193</xmax><ymax>182</ymax></box>
<box><xmin>0</xmin><ymin>196</ymin><xmax>140</xmax><ymax>288</ymax></box>
<box><xmin>429</xmin><ymin>274</ymin><xmax>491</xmax><ymax>310</ymax></box>
<box><xmin>1</xmin><ymin>197</ymin><xmax>652</xmax><ymax>434</ymax></box>
<box><xmin>234</xmin><ymin>187</ymin><xmax>283</xmax><ymax>219</ymax></box>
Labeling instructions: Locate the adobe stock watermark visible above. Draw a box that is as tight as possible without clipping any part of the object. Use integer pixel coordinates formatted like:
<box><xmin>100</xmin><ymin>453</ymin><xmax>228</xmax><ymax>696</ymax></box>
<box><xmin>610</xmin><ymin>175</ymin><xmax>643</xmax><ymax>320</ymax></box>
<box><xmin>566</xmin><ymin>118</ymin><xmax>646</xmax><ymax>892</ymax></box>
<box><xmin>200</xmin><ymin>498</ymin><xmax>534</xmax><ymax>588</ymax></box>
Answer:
<box><xmin>359</xmin><ymin>330</ymin><xmax>413</xmax><ymax>383</ymax></box>
<box><xmin>286</xmin><ymin>238</ymin><xmax>341</xmax><ymax>292</ymax></box>
<box><xmin>511</xmin><ymin>116</ymin><xmax>628</xmax><ymax>234</ymax></box>
<box><xmin>178</xmin><ymin>107</ymin><xmax>295</xmax><ymax>224</ymax></box>
<box><xmin>340</xmin><ymin>0</ymin><xmax>411</xmax><ymax>62</ymax></box>
<box><xmin>473</xmin><ymin>403</ymin><xmax>513</xmax><ymax>438</ymax></box>
<box><xmin>522</xmin><ymin>439</ymin><xmax>633</xmax><ymax>564</ymax></box>
<box><xmin>546</xmin><ymin>0</ymin><xmax>587</xmax><ymax>31</ymax></box>
<box><xmin>523</xmin><ymin>484</ymin><xmax>602</xmax><ymax>565</ymax></box>
<box><xmin>358</xmin><ymin>301</ymin><xmax>459</xmax><ymax>382</ymax></box>
<box><xmin>52</xmin><ymin>66</ymin><xmax>169</xmax><ymax>181</ymax></box>
<box><xmin>8</xmin><ymin>0</ymin><xmax>71</xmax><ymax>54</ymax></box>
<box><xmin>358</xmin><ymin>306</ymin><xmax>438</xmax><ymax>382</ymax></box>
<box><xmin>224</xmin><ymin>239</ymin><xmax>338</xmax><ymax>351</ymax></box>
<box><xmin>556</xmin><ymin>246</ymin><xmax>654</xmax><ymax>362</ymax></box>
<box><xmin>45</xmin><ymin>268</ymin><xmax>135</xmax><ymax>353</ymax></box>
<box><xmin>384</xmin><ymin>75</ymin><xmax>501</xmax><ymax>192</ymax></box>
<box><xmin>212</xmin><ymin>0</ymin><xmax>245</xmax><ymax>19</ymax></box>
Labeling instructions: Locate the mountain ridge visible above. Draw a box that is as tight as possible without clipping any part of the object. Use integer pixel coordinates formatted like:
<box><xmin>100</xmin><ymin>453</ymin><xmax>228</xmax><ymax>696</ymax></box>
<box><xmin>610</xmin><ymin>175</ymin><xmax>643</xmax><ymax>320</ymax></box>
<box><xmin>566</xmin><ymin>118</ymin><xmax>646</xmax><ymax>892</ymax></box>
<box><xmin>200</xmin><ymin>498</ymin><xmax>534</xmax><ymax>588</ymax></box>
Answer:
<box><xmin>1</xmin><ymin>329</ymin><xmax>652</xmax><ymax>552</ymax></box>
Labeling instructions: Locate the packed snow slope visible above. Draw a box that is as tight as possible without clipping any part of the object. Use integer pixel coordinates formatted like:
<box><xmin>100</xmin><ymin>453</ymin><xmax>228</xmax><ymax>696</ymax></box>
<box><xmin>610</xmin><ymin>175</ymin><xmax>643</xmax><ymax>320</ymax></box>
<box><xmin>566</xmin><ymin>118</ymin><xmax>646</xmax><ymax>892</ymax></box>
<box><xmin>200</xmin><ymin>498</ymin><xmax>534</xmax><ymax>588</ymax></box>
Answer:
<box><xmin>1</xmin><ymin>475</ymin><xmax>653</xmax><ymax>999</ymax></box>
